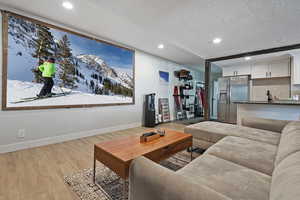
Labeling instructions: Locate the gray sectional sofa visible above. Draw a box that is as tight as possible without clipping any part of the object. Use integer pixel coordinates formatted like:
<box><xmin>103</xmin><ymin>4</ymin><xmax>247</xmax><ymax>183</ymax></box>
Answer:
<box><xmin>129</xmin><ymin>117</ymin><xmax>300</xmax><ymax>200</ymax></box>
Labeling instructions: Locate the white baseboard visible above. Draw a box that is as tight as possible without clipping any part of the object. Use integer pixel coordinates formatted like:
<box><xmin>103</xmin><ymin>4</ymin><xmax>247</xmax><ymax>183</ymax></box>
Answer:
<box><xmin>0</xmin><ymin>122</ymin><xmax>141</xmax><ymax>154</ymax></box>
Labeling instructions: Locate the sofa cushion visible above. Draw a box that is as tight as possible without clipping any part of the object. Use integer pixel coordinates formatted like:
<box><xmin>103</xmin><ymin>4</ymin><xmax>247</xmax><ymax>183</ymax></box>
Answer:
<box><xmin>205</xmin><ymin>136</ymin><xmax>277</xmax><ymax>175</ymax></box>
<box><xmin>177</xmin><ymin>154</ymin><xmax>271</xmax><ymax>200</ymax></box>
<box><xmin>275</xmin><ymin>129</ymin><xmax>300</xmax><ymax>166</ymax></box>
<box><xmin>270</xmin><ymin>151</ymin><xmax>300</xmax><ymax>200</ymax></box>
<box><xmin>281</xmin><ymin>121</ymin><xmax>300</xmax><ymax>135</ymax></box>
<box><xmin>241</xmin><ymin>117</ymin><xmax>290</xmax><ymax>133</ymax></box>
<box><xmin>184</xmin><ymin>121</ymin><xmax>280</xmax><ymax>145</ymax></box>
<box><xmin>129</xmin><ymin>157</ymin><xmax>231</xmax><ymax>200</ymax></box>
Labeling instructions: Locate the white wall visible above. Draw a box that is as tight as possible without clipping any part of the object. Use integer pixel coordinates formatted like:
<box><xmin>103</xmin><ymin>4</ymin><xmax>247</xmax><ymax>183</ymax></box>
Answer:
<box><xmin>134</xmin><ymin>52</ymin><xmax>202</xmax><ymax>122</ymax></box>
<box><xmin>0</xmin><ymin>13</ymin><xmax>204</xmax><ymax>153</ymax></box>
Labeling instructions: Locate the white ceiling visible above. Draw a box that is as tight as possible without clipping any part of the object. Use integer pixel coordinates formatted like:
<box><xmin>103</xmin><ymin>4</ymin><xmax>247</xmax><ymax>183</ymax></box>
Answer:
<box><xmin>0</xmin><ymin>0</ymin><xmax>300</xmax><ymax>66</ymax></box>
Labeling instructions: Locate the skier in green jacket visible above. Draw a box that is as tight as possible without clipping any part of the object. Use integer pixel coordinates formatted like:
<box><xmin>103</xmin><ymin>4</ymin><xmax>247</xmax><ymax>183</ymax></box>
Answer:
<box><xmin>37</xmin><ymin>57</ymin><xmax>56</xmax><ymax>97</ymax></box>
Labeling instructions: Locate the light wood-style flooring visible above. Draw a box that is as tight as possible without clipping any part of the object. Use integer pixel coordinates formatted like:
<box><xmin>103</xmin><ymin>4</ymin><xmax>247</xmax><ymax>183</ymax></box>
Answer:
<box><xmin>0</xmin><ymin>123</ymin><xmax>186</xmax><ymax>200</ymax></box>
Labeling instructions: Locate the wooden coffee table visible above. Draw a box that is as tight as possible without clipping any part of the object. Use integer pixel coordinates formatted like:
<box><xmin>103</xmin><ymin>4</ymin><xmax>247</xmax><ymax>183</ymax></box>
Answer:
<box><xmin>93</xmin><ymin>129</ymin><xmax>193</xmax><ymax>198</ymax></box>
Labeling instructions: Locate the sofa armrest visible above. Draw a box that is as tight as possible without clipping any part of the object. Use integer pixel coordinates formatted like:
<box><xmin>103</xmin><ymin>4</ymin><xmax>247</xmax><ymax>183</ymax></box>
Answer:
<box><xmin>241</xmin><ymin>117</ymin><xmax>291</xmax><ymax>133</ymax></box>
<box><xmin>129</xmin><ymin>156</ymin><xmax>231</xmax><ymax>200</ymax></box>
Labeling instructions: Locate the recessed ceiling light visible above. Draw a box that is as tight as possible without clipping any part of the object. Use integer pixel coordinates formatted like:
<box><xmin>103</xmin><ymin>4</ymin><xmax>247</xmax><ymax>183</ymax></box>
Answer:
<box><xmin>245</xmin><ymin>56</ymin><xmax>251</xmax><ymax>60</ymax></box>
<box><xmin>213</xmin><ymin>38</ymin><xmax>222</xmax><ymax>44</ymax></box>
<box><xmin>158</xmin><ymin>44</ymin><xmax>164</xmax><ymax>49</ymax></box>
<box><xmin>62</xmin><ymin>1</ymin><xmax>73</xmax><ymax>10</ymax></box>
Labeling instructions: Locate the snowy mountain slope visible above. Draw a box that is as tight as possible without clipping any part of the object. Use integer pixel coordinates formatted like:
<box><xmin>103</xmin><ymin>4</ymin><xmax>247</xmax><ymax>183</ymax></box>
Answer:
<box><xmin>8</xmin><ymin>33</ymin><xmax>37</xmax><ymax>81</ymax></box>
<box><xmin>7</xmin><ymin>80</ymin><xmax>71</xmax><ymax>101</ymax></box>
<box><xmin>113</xmin><ymin>68</ymin><xmax>134</xmax><ymax>88</ymax></box>
<box><xmin>77</xmin><ymin>54</ymin><xmax>118</xmax><ymax>78</ymax></box>
<box><xmin>75</xmin><ymin>54</ymin><xmax>133</xmax><ymax>90</ymax></box>
<box><xmin>7</xmin><ymin>80</ymin><xmax>132</xmax><ymax>107</ymax></box>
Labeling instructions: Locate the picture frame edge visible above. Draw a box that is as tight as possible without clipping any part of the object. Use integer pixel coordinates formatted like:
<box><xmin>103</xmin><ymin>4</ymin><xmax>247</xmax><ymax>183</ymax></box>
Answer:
<box><xmin>2</xmin><ymin>11</ymin><xmax>9</xmax><ymax>111</ymax></box>
<box><xmin>2</xmin><ymin>10</ymin><xmax>136</xmax><ymax>111</ymax></box>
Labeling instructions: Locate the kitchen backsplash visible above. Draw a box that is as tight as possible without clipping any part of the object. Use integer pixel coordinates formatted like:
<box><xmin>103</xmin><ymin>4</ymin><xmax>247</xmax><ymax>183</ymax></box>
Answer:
<box><xmin>250</xmin><ymin>77</ymin><xmax>291</xmax><ymax>101</ymax></box>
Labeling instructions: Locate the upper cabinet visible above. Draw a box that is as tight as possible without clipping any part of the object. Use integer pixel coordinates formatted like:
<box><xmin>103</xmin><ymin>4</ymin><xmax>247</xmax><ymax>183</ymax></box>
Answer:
<box><xmin>268</xmin><ymin>59</ymin><xmax>290</xmax><ymax>78</ymax></box>
<box><xmin>222</xmin><ymin>57</ymin><xmax>291</xmax><ymax>79</ymax></box>
<box><xmin>222</xmin><ymin>65</ymin><xmax>251</xmax><ymax>77</ymax></box>
<box><xmin>251</xmin><ymin>63</ymin><xmax>269</xmax><ymax>79</ymax></box>
<box><xmin>251</xmin><ymin>58</ymin><xmax>290</xmax><ymax>79</ymax></box>
<box><xmin>222</xmin><ymin>66</ymin><xmax>235</xmax><ymax>76</ymax></box>
<box><xmin>237</xmin><ymin>65</ymin><xmax>251</xmax><ymax>76</ymax></box>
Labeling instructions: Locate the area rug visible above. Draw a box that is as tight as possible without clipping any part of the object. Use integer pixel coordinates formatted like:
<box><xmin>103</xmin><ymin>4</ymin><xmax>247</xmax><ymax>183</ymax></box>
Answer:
<box><xmin>64</xmin><ymin>150</ymin><xmax>199</xmax><ymax>200</ymax></box>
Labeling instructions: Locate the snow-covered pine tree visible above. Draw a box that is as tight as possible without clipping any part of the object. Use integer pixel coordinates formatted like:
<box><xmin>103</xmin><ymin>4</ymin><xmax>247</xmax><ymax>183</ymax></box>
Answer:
<box><xmin>57</xmin><ymin>35</ymin><xmax>77</xmax><ymax>89</ymax></box>
<box><xmin>31</xmin><ymin>24</ymin><xmax>55</xmax><ymax>83</ymax></box>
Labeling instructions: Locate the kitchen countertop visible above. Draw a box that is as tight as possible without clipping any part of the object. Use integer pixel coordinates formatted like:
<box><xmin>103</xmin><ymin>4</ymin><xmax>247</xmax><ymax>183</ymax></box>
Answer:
<box><xmin>233</xmin><ymin>100</ymin><xmax>300</xmax><ymax>105</ymax></box>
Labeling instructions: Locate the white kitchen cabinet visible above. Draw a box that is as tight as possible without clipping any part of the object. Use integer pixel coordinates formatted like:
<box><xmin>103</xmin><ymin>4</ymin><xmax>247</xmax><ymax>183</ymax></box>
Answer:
<box><xmin>222</xmin><ymin>66</ymin><xmax>235</xmax><ymax>76</ymax></box>
<box><xmin>269</xmin><ymin>59</ymin><xmax>290</xmax><ymax>78</ymax></box>
<box><xmin>236</xmin><ymin>65</ymin><xmax>251</xmax><ymax>76</ymax></box>
<box><xmin>251</xmin><ymin>58</ymin><xmax>290</xmax><ymax>79</ymax></box>
<box><xmin>251</xmin><ymin>63</ymin><xmax>269</xmax><ymax>79</ymax></box>
<box><xmin>222</xmin><ymin>58</ymin><xmax>290</xmax><ymax>78</ymax></box>
<box><xmin>222</xmin><ymin>65</ymin><xmax>251</xmax><ymax>77</ymax></box>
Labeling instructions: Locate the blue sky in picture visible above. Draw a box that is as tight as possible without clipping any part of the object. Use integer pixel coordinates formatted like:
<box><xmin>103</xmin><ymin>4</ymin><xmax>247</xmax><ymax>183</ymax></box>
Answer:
<box><xmin>53</xmin><ymin>29</ymin><xmax>134</xmax><ymax>70</ymax></box>
<box><xmin>159</xmin><ymin>71</ymin><xmax>169</xmax><ymax>83</ymax></box>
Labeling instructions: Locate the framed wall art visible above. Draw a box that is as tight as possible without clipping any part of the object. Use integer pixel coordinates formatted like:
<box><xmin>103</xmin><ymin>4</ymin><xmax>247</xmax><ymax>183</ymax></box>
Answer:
<box><xmin>2</xmin><ymin>11</ymin><xmax>135</xmax><ymax>110</ymax></box>
<box><xmin>159</xmin><ymin>70</ymin><xmax>169</xmax><ymax>85</ymax></box>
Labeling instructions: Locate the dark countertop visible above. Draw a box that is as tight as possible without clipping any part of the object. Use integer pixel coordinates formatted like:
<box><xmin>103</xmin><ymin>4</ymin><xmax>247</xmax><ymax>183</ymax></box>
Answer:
<box><xmin>233</xmin><ymin>100</ymin><xmax>300</xmax><ymax>105</ymax></box>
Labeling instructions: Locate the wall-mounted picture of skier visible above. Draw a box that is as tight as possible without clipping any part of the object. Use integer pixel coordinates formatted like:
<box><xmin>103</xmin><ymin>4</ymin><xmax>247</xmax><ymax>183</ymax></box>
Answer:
<box><xmin>3</xmin><ymin>12</ymin><xmax>135</xmax><ymax>110</ymax></box>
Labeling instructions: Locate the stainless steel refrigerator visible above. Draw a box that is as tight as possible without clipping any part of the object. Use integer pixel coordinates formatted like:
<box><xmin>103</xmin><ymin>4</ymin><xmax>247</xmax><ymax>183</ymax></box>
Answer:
<box><xmin>217</xmin><ymin>76</ymin><xmax>250</xmax><ymax>124</ymax></box>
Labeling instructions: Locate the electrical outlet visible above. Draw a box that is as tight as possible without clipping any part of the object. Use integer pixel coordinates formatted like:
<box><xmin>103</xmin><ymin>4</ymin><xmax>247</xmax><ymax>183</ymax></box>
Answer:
<box><xmin>17</xmin><ymin>129</ymin><xmax>26</xmax><ymax>139</ymax></box>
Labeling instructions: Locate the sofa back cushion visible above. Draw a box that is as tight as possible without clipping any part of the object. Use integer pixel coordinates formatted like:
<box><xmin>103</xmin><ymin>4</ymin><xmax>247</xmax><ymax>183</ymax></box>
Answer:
<box><xmin>281</xmin><ymin>121</ymin><xmax>300</xmax><ymax>135</ymax></box>
<box><xmin>241</xmin><ymin>117</ymin><xmax>290</xmax><ymax>133</ymax></box>
<box><xmin>270</xmin><ymin>151</ymin><xmax>300</xmax><ymax>200</ymax></box>
<box><xmin>275</xmin><ymin>121</ymin><xmax>300</xmax><ymax>166</ymax></box>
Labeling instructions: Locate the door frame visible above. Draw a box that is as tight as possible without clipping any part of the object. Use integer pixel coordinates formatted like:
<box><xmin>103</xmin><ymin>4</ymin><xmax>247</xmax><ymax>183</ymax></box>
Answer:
<box><xmin>204</xmin><ymin>43</ymin><xmax>300</xmax><ymax>120</ymax></box>
<box><xmin>211</xmin><ymin>80</ymin><xmax>219</xmax><ymax>119</ymax></box>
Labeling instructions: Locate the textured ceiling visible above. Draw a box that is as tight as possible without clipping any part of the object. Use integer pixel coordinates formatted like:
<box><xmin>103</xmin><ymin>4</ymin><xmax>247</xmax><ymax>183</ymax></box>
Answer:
<box><xmin>0</xmin><ymin>0</ymin><xmax>300</xmax><ymax>66</ymax></box>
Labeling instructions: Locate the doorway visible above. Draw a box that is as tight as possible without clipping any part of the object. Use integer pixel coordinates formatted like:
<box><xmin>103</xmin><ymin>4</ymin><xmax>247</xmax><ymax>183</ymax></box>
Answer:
<box><xmin>211</xmin><ymin>80</ymin><xmax>219</xmax><ymax>119</ymax></box>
